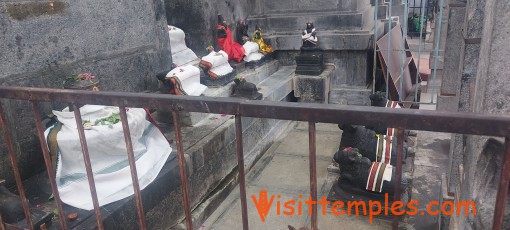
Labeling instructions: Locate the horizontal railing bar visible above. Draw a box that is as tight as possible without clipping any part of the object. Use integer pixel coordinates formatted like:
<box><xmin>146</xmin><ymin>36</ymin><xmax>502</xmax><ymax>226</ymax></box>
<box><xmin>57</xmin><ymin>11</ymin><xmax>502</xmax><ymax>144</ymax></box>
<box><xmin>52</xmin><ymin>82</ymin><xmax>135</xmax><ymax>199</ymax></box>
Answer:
<box><xmin>0</xmin><ymin>86</ymin><xmax>509</xmax><ymax>137</ymax></box>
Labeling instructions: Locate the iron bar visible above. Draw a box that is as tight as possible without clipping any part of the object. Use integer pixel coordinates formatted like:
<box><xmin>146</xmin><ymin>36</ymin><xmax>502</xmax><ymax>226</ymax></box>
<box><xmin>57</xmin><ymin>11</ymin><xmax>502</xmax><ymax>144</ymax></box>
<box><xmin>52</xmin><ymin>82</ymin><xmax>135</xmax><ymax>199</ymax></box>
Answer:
<box><xmin>72</xmin><ymin>105</ymin><xmax>104</xmax><ymax>230</ymax></box>
<box><xmin>386</xmin><ymin>0</ymin><xmax>393</xmax><ymax>99</ymax></box>
<box><xmin>309</xmin><ymin>122</ymin><xmax>318</xmax><ymax>230</ymax></box>
<box><xmin>492</xmin><ymin>137</ymin><xmax>510</xmax><ymax>230</ymax></box>
<box><xmin>399</xmin><ymin>0</ymin><xmax>409</xmax><ymax>103</ymax></box>
<box><xmin>414</xmin><ymin>0</ymin><xmax>428</xmax><ymax>103</ymax></box>
<box><xmin>372</xmin><ymin>0</ymin><xmax>379</xmax><ymax>94</ymax></box>
<box><xmin>235</xmin><ymin>116</ymin><xmax>249</xmax><ymax>230</ymax></box>
<box><xmin>119</xmin><ymin>106</ymin><xmax>147</xmax><ymax>230</ymax></box>
<box><xmin>0</xmin><ymin>214</ymin><xmax>5</xmax><ymax>230</ymax></box>
<box><xmin>375</xmin><ymin>48</ymin><xmax>443</xmax><ymax>52</ymax></box>
<box><xmin>392</xmin><ymin>129</ymin><xmax>405</xmax><ymax>230</ymax></box>
<box><xmin>430</xmin><ymin>0</ymin><xmax>446</xmax><ymax>103</ymax></box>
<box><xmin>0</xmin><ymin>103</ymin><xmax>34</xmax><ymax>230</ymax></box>
<box><xmin>0</xmin><ymin>87</ymin><xmax>509</xmax><ymax>136</ymax></box>
<box><xmin>30</xmin><ymin>101</ymin><xmax>67</xmax><ymax>230</ymax></box>
<box><xmin>171</xmin><ymin>111</ymin><xmax>193</xmax><ymax>230</ymax></box>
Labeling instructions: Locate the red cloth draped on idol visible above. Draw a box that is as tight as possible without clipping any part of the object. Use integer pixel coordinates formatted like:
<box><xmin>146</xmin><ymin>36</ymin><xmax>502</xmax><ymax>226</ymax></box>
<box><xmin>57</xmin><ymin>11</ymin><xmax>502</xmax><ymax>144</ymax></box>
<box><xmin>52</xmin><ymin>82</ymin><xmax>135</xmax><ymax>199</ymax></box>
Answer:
<box><xmin>216</xmin><ymin>14</ymin><xmax>245</xmax><ymax>63</ymax></box>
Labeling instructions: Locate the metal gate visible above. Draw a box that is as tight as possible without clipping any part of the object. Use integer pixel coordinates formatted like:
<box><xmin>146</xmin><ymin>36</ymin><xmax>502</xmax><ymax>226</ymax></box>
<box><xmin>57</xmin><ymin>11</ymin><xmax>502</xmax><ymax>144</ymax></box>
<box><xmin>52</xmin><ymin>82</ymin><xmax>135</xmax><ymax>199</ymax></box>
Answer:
<box><xmin>372</xmin><ymin>0</ymin><xmax>444</xmax><ymax>105</ymax></box>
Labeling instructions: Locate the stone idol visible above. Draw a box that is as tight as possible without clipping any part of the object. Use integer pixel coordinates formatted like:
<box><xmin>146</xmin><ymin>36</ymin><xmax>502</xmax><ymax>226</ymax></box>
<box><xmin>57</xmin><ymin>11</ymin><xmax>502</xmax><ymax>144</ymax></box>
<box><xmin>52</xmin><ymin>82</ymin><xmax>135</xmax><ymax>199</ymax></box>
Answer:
<box><xmin>231</xmin><ymin>76</ymin><xmax>263</xmax><ymax>100</ymax></box>
<box><xmin>45</xmin><ymin>75</ymin><xmax>172</xmax><ymax>211</ymax></box>
<box><xmin>199</xmin><ymin>45</ymin><xmax>236</xmax><ymax>87</ymax></box>
<box><xmin>157</xmin><ymin>25</ymin><xmax>207</xmax><ymax>95</ymax></box>
<box><xmin>235</xmin><ymin>19</ymin><xmax>268</xmax><ymax>68</ymax></box>
<box><xmin>253</xmin><ymin>25</ymin><xmax>273</xmax><ymax>55</ymax></box>
<box><xmin>157</xmin><ymin>65</ymin><xmax>207</xmax><ymax>96</ymax></box>
<box><xmin>168</xmin><ymin>25</ymin><xmax>200</xmax><ymax>67</ymax></box>
<box><xmin>295</xmin><ymin>21</ymin><xmax>324</xmax><ymax>75</ymax></box>
<box><xmin>217</xmin><ymin>15</ymin><xmax>245</xmax><ymax>63</ymax></box>
<box><xmin>0</xmin><ymin>179</ymin><xmax>24</xmax><ymax>225</ymax></box>
<box><xmin>333</xmin><ymin>147</ymin><xmax>407</xmax><ymax>195</ymax></box>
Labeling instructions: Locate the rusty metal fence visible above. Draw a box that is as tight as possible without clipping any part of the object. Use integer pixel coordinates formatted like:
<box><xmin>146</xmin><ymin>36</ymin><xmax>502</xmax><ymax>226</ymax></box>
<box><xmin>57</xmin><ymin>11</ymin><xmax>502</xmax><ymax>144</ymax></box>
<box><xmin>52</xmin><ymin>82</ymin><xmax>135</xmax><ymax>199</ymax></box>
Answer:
<box><xmin>1</xmin><ymin>86</ymin><xmax>510</xmax><ymax>230</ymax></box>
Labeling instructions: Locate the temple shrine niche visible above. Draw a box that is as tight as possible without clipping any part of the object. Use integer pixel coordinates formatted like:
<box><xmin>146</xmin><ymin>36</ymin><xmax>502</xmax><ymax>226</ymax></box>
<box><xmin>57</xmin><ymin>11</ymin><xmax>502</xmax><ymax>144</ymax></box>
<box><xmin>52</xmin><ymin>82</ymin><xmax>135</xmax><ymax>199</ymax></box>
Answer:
<box><xmin>294</xmin><ymin>21</ymin><xmax>324</xmax><ymax>76</ymax></box>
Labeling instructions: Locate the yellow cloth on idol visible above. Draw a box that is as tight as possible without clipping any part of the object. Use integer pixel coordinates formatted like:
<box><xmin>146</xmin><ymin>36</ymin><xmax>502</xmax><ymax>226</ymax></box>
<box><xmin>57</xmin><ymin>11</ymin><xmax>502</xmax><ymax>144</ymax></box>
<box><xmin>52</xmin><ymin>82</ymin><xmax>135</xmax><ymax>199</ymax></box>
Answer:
<box><xmin>252</xmin><ymin>29</ymin><xmax>272</xmax><ymax>55</ymax></box>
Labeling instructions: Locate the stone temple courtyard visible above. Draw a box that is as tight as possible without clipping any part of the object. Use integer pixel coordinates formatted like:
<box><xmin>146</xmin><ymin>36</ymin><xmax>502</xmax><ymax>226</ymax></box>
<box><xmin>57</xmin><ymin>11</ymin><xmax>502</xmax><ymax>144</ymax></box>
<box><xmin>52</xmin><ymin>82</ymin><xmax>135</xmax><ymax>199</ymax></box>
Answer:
<box><xmin>1</xmin><ymin>0</ymin><xmax>510</xmax><ymax>229</ymax></box>
<box><xmin>199</xmin><ymin>79</ymin><xmax>449</xmax><ymax>230</ymax></box>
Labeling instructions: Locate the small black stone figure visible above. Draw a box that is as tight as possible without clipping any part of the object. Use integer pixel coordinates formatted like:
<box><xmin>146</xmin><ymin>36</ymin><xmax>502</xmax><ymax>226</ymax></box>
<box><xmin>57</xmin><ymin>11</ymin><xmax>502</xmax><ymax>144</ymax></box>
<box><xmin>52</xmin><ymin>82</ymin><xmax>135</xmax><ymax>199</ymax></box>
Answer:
<box><xmin>334</xmin><ymin>148</ymin><xmax>405</xmax><ymax>195</ymax></box>
<box><xmin>0</xmin><ymin>180</ymin><xmax>24</xmax><ymax>224</ymax></box>
<box><xmin>231</xmin><ymin>77</ymin><xmax>263</xmax><ymax>100</ymax></box>
<box><xmin>301</xmin><ymin>21</ymin><xmax>319</xmax><ymax>51</ymax></box>
<box><xmin>236</xmin><ymin>20</ymin><xmax>249</xmax><ymax>45</ymax></box>
<box><xmin>338</xmin><ymin>124</ymin><xmax>408</xmax><ymax>166</ymax></box>
<box><xmin>295</xmin><ymin>21</ymin><xmax>324</xmax><ymax>75</ymax></box>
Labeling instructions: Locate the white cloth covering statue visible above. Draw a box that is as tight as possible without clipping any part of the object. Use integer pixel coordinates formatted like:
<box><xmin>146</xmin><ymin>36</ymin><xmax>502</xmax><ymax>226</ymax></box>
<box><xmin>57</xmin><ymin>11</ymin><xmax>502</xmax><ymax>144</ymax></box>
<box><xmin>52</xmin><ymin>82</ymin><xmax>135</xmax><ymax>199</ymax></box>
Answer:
<box><xmin>165</xmin><ymin>25</ymin><xmax>208</xmax><ymax>96</ymax></box>
<box><xmin>168</xmin><ymin>25</ymin><xmax>199</xmax><ymax>67</ymax></box>
<box><xmin>243</xmin><ymin>41</ymin><xmax>264</xmax><ymax>63</ymax></box>
<box><xmin>44</xmin><ymin>105</ymin><xmax>172</xmax><ymax>210</ymax></box>
<box><xmin>199</xmin><ymin>47</ymin><xmax>234</xmax><ymax>79</ymax></box>
<box><xmin>164</xmin><ymin>65</ymin><xmax>207</xmax><ymax>96</ymax></box>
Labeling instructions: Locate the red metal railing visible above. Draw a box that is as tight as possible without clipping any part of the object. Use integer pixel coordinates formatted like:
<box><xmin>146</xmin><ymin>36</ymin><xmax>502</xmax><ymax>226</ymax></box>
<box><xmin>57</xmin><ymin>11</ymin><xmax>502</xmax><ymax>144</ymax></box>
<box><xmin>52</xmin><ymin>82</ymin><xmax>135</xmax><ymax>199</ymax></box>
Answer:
<box><xmin>0</xmin><ymin>86</ymin><xmax>509</xmax><ymax>230</ymax></box>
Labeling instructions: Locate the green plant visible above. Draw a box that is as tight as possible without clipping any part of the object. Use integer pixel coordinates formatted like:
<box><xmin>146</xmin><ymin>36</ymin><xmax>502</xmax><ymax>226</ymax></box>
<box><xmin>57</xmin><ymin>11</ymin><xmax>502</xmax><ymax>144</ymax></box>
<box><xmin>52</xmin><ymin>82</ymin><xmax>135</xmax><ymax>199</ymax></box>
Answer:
<box><xmin>64</xmin><ymin>73</ymin><xmax>96</xmax><ymax>84</ymax></box>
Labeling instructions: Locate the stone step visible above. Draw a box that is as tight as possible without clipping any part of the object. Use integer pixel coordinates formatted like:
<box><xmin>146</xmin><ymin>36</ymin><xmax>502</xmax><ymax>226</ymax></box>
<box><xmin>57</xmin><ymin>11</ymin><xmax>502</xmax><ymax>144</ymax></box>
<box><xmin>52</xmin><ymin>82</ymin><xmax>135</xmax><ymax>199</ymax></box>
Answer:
<box><xmin>248</xmin><ymin>12</ymin><xmax>364</xmax><ymax>32</ymax></box>
<box><xmin>258</xmin><ymin>65</ymin><xmax>296</xmax><ymax>101</ymax></box>
<box><xmin>264</xmin><ymin>31</ymin><xmax>374</xmax><ymax>51</ymax></box>
<box><xmin>178</xmin><ymin>60</ymin><xmax>280</xmax><ymax>126</ymax></box>
<box><xmin>254</xmin><ymin>0</ymin><xmax>372</xmax><ymax>15</ymax></box>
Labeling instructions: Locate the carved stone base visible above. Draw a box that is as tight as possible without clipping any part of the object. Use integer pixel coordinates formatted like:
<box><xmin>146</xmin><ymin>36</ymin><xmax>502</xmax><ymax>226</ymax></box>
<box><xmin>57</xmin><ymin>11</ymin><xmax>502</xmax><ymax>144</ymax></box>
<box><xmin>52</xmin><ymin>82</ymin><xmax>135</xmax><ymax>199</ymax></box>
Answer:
<box><xmin>244</xmin><ymin>54</ymin><xmax>270</xmax><ymax>69</ymax></box>
<box><xmin>200</xmin><ymin>71</ymin><xmax>237</xmax><ymax>87</ymax></box>
<box><xmin>295</xmin><ymin>51</ymin><xmax>324</xmax><ymax>76</ymax></box>
<box><xmin>327</xmin><ymin>179</ymin><xmax>408</xmax><ymax>219</ymax></box>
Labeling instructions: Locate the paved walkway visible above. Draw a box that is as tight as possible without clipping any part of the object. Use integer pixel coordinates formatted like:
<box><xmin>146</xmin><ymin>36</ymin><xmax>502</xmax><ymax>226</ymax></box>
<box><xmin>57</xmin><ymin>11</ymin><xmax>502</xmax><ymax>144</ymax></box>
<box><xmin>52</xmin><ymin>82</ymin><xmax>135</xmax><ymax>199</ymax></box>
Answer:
<box><xmin>201</xmin><ymin>122</ymin><xmax>392</xmax><ymax>230</ymax></box>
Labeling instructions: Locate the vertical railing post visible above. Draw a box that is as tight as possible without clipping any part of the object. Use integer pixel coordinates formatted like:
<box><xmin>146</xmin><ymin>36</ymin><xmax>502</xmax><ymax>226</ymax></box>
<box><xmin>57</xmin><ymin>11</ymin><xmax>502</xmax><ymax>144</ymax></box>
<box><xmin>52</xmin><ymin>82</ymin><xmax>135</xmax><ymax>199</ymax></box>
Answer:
<box><xmin>171</xmin><ymin>111</ymin><xmax>193</xmax><ymax>230</ymax></box>
<box><xmin>119</xmin><ymin>106</ymin><xmax>147</xmax><ymax>230</ymax></box>
<box><xmin>492</xmin><ymin>137</ymin><xmax>510</xmax><ymax>230</ymax></box>
<box><xmin>385</xmin><ymin>0</ymin><xmax>394</xmax><ymax>99</ymax></box>
<box><xmin>392</xmin><ymin>129</ymin><xmax>405</xmax><ymax>230</ymax></box>
<box><xmin>308</xmin><ymin>122</ymin><xmax>318</xmax><ymax>230</ymax></box>
<box><xmin>430</xmin><ymin>0</ymin><xmax>446</xmax><ymax>104</ymax></box>
<box><xmin>72</xmin><ymin>105</ymin><xmax>104</xmax><ymax>230</ymax></box>
<box><xmin>235</xmin><ymin>115</ymin><xmax>249</xmax><ymax>230</ymax></box>
<box><xmin>0</xmin><ymin>102</ymin><xmax>34</xmax><ymax>230</ymax></box>
<box><xmin>30</xmin><ymin>101</ymin><xmax>67</xmax><ymax>230</ymax></box>
<box><xmin>372</xmin><ymin>0</ymin><xmax>379</xmax><ymax>94</ymax></box>
<box><xmin>0</xmin><ymin>214</ymin><xmax>6</xmax><ymax>230</ymax></box>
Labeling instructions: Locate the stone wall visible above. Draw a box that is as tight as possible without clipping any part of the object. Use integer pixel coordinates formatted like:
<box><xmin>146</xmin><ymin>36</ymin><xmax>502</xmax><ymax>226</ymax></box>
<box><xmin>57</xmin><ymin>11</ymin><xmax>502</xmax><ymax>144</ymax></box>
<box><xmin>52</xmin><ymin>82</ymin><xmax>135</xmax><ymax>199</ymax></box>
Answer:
<box><xmin>437</xmin><ymin>0</ymin><xmax>510</xmax><ymax>228</ymax></box>
<box><xmin>0</xmin><ymin>1</ymin><xmax>172</xmax><ymax>186</ymax></box>
<box><xmin>164</xmin><ymin>0</ymin><xmax>256</xmax><ymax>56</ymax></box>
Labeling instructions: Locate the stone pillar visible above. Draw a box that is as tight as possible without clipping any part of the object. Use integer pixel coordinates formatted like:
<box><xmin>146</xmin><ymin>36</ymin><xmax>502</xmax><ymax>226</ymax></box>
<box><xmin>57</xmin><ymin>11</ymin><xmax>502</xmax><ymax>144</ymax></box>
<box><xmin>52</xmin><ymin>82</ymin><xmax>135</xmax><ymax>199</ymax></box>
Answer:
<box><xmin>444</xmin><ymin>0</ymin><xmax>485</xmax><ymax>195</ymax></box>
<box><xmin>452</xmin><ymin>0</ymin><xmax>510</xmax><ymax>228</ymax></box>
<box><xmin>435</xmin><ymin>1</ymin><xmax>467</xmax><ymax>197</ymax></box>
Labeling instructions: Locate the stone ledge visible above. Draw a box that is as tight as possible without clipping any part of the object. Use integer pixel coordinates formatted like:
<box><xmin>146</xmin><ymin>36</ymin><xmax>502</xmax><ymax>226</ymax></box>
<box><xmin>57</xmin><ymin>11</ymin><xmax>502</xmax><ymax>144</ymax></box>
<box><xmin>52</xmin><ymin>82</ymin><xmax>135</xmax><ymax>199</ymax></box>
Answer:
<box><xmin>294</xmin><ymin>65</ymin><xmax>335</xmax><ymax>103</ymax></box>
<box><xmin>265</xmin><ymin>32</ymin><xmax>373</xmax><ymax>51</ymax></box>
<box><xmin>328</xmin><ymin>86</ymin><xmax>372</xmax><ymax>105</ymax></box>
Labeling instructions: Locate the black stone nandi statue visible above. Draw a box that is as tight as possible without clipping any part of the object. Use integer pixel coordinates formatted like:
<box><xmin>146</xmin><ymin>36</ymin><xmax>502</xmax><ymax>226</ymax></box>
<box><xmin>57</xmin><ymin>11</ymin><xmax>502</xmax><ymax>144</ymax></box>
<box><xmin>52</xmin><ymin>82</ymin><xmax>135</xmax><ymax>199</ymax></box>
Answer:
<box><xmin>338</xmin><ymin>124</ymin><xmax>407</xmax><ymax>166</ymax></box>
<box><xmin>231</xmin><ymin>77</ymin><xmax>263</xmax><ymax>100</ymax></box>
<box><xmin>0</xmin><ymin>180</ymin><xmax>24</xmax><ymax>224</ymax></box>
<box><xmin>333</xmin><ymin>148</ymin><xmax>406</xmax><ymax>195</ymax></box>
